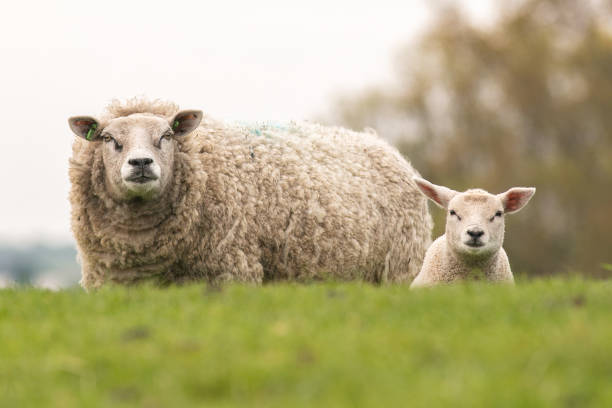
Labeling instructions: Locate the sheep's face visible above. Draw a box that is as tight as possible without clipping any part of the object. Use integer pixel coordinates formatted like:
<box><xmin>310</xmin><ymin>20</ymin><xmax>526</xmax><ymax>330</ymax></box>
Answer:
<box><xmin>445</xmin><ymin>191</ymin><xmax>505</xmax><ymax>258</ymax></box>
<box><xmin>100</xmin><ymin>114</ymin><xmax>174</xmax><ymax>200</ymax></box>
<box><xmin>413</xmin><ymin>177</ymin><xmax>535</xmax><ymax>260</ymax></box>
<box><xmin>69</xmin><ymin>110</ymin><xmax>202</xmax><ymax>201</ymax></box>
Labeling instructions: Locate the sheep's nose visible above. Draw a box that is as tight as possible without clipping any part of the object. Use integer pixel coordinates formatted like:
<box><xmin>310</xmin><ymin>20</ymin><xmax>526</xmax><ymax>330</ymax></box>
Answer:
<box><xmin>128</xmin><ymin>158</ymin><xmax>153</xmax><ymax>167</ymax></box>
<box><xmin>467</xmin><ymin>228</ymin><xmax>485</xmax><ymax>239</ymax></box>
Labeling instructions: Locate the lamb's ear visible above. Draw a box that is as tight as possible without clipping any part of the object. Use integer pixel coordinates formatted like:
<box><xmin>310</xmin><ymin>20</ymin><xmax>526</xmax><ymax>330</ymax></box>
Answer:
<box><xmin>170</xmin><ymin>110</ymin><xmax>203</xmax><ymax>137</ymax></box>
<box><xmin>68</xmin><ymin>116</ymin><xmax>101</xmax><ymax>141</ymax></box>
<box><xmin>412</xmin><ymin>177</ymin><xmax>458</xmax><ymax>209</ymax></box>
<box><xmin>498</xmin><ymin>187</ymin><xmax>536</xmax><ymax>214</ymax></box>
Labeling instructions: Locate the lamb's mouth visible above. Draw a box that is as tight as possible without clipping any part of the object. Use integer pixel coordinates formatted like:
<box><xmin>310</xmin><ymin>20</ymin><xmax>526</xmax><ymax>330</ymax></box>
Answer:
<box><xmin>465</xmin><ymin>240</ymin><xmax>485</xmax><ymax>248</ymax></box>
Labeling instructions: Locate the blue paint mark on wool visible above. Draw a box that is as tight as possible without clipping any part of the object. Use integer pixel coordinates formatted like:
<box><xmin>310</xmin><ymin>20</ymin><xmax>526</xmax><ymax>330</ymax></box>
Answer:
<box><xmin>232</xmin><ymin>121</ymin><xmax>301</xmax><ymax>141</ymax></box>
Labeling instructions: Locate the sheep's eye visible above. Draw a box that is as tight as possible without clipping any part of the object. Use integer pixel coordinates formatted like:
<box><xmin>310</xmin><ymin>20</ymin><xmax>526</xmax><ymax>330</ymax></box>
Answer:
<box><xmin>157</xmin><ymin>131</ymin><xmax>173</xmax><ymax>147</ymax></box>
<box><xmin>102</xmin><ymin>134</ymin><xmax>122</xmax><ymax>151</ymax></box>
<box><xmin>449</xmin><ymin>210</ymin><xmax>462</xmax><ymax>220</ymax></box>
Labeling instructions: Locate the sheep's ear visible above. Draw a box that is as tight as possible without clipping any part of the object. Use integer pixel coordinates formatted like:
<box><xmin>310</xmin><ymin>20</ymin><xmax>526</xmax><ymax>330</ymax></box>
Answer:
<box><xmin>68</xmin><ymin>116</ymin><xmax>101</xmax><ymax>141</ymax></box>
<box><xmin>170</xmin><ymin>110</ymin><xmax>203</xmax><ymax>137</ymax></box>
<box><xmin>498</xmin><ymin>187</ymin><xmax>536</xmax><ymax>214</ymax></box>
<box><xmin>412</xmin><ymin>177</ymin><xmax>458</xmax><ymax>209</ymax></box>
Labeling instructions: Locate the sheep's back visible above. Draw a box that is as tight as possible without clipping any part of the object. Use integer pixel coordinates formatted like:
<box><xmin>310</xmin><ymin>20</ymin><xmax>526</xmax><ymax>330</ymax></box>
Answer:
<box><xmin>190</xmin><ymin>120</ymin><xmax>430</xmax><ymax>281</ymax></box>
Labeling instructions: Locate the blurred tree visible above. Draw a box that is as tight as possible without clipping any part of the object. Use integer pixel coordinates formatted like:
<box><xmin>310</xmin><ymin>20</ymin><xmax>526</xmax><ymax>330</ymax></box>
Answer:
<box><xmin>331</xmin><ymin>0</ymin><xmax>612</xmax><ymax>276</ymax></box>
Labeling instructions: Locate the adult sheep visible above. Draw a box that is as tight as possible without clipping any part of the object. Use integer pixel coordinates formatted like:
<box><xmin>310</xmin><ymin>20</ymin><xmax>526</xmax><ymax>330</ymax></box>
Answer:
<box><xmin>68</xmin><ymin>98</ymin><xmax>432</xmax><ymax>289</ymax></box>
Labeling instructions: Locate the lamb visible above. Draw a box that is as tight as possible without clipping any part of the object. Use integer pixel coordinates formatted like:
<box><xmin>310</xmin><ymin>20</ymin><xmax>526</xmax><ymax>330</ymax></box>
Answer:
<box><xmin>67</xmin><ymin>98</ymin><xmax>433</xmax><ymax>289</ymax></box>
<box><xmin>410</xmin><ymin>177</ymin><xmax>535</xmax><ymax>288</ymax></box>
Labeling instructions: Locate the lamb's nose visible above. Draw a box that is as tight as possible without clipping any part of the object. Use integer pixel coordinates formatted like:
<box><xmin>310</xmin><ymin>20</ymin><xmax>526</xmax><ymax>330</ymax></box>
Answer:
<box><xmin>467</xmin><ymin>228</ymin><xmax>484</xmax><ymax>238</ymax></box>
<box><xmin>128</xmin><ymin>158</ymin><xmax>153</xmax><ymax>167</ymax></box>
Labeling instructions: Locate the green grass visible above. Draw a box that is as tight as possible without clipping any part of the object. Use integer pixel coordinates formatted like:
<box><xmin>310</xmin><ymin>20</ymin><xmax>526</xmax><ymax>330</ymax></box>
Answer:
<box><xmin>1</xmin><ymin>279</ymin><xmax>612</xmax><ymax>407</ymax></box>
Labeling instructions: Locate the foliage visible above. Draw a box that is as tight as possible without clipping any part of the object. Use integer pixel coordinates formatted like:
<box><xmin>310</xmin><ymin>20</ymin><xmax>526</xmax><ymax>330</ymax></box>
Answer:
<box><xmin>1</xmin><ymin>280</ymin><xmax>612</xmax><ymax>407</ymax></box>
<box><xmin>331</xmin><ymin>0</ymin><xmax>612</xmax><ymax>276</ymax></box>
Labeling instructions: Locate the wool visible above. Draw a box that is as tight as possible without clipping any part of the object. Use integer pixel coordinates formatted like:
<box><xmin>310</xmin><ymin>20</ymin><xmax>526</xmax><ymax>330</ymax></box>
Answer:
<box><xmin>69</xmin><ymin>98</ymin><xmax>433</xmax><ymax>289</ymax></box>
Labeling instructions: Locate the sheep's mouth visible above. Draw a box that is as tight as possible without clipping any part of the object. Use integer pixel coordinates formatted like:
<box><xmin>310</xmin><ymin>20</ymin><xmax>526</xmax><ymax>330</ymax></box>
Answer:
<box><xmin>126</xmin><ymin>175</ymin><xmax>156</xmax><ymax>184</ymax></box>
<box><xmin>125</xmin><ymin>172</ymin><xmax>158</xmax><ymax>184</ymax></box>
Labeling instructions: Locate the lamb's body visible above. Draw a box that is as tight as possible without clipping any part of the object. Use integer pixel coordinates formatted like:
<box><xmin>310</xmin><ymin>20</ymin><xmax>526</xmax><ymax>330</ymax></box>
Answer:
<box><xmin>410</xmin><ymin>235</ymin><xmax>513</xmax><ymax>288</ymax></box>
<box><xmin>409</xmin><ymin>178</ymin><xmax>535</xmax><ymax>288</ymax></box>
<box><xmin>69</xmin><ymin>100</ymin><xmax>432</xmax><ymax>288</ymax></box>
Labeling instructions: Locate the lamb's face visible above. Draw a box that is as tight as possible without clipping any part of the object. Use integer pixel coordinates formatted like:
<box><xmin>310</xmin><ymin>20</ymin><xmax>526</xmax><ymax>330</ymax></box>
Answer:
<box><xmin>68</xmin><ymin>110</ymin><xmax>203</xmax><ymax>201</ymax></box>
<box><xmin>412</xmin><ymin>177</ymin><xmax>535</xmax><ymax>261</ymax></box>
<box><xmin>445</xmin><ymin>191</ymin><xmax>505</xmax><ymax>258</ymax></box>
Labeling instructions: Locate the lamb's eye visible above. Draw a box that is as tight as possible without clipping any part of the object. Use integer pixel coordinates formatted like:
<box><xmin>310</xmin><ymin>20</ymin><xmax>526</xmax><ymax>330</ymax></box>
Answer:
<box><xmin>102</xmin><ymin>135</ymin><xmax>112</xmax><ymax>143</ymax></box>
<box><xmin>490</xmin><ymin>211</ymin><xmax>503</xmax><ymax>222</ymax></box>
<box><xmin>449</xmin><ymin>210</ymin><xmax>462</xmax><ymax>220</ymax></box>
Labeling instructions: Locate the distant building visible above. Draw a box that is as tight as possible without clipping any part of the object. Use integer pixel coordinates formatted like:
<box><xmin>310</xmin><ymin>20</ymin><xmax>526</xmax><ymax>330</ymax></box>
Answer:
<box><xmin>0</xmin><ymin>271</ymin><xmax>15</xmax><ymax>288</ymax></box>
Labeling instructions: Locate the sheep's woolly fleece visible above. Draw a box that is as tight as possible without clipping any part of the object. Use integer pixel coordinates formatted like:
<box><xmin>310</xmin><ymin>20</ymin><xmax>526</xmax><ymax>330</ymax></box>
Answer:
<box><xmin>69</xmin><ymin>98</ymin><xmax>433</xmax><ymax>288</ymax></box>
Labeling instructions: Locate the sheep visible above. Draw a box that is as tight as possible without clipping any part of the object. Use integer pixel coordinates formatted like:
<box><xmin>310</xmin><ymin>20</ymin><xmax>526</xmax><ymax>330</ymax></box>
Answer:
<box><xmin>410</xmin><ymin>177</ymin><xmax>535</xmax><ymax>288</ymax></box>
<box><xmin>67</xmin><ymin>98</ymin><xmax>433</xmax><ymax>289</ymax></box>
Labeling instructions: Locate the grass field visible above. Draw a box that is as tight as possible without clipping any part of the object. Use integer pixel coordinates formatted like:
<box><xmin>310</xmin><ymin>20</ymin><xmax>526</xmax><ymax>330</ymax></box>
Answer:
<box><xmin>1</xmin><ymin>278</ymin><xmax>611</xmax><ymax>407</ymax></box>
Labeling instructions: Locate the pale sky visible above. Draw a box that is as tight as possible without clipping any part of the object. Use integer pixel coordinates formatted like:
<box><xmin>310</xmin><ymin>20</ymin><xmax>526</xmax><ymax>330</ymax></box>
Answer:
<box><xmin>0</xmin><ymin>0</ymin><xmax>494</xmax><ymax>244</ymax></box>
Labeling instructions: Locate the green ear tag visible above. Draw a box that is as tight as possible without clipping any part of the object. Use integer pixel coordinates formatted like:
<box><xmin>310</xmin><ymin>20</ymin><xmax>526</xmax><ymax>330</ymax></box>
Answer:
<box><xmin>86</xmin><ymin>123</ymin><xmax>98</xmax><ymax>141</ymax></box>
<box><xmin>173</xmin><ymin>120</ymin><xmax>180</xmax><ymax>130</ymax></box>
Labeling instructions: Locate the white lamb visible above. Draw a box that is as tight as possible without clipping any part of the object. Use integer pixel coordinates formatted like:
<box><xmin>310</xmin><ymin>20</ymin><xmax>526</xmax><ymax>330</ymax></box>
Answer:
<box><xmin>410</xmin><ymin>177</ymin><xmax>535</xmax><ymax>288</ymax></box>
